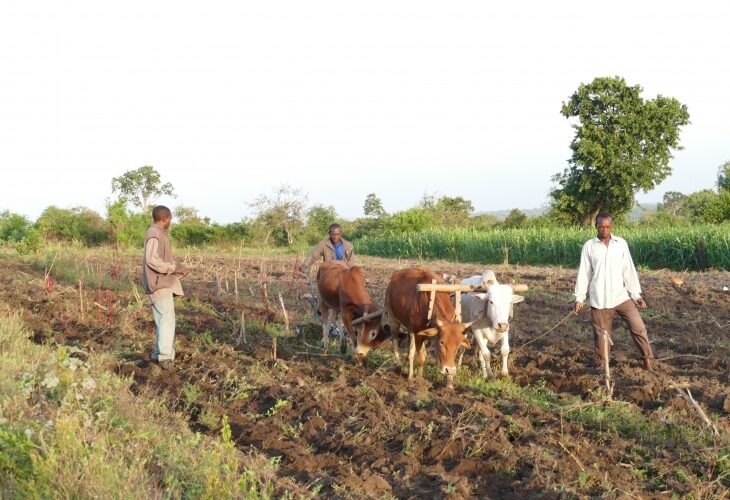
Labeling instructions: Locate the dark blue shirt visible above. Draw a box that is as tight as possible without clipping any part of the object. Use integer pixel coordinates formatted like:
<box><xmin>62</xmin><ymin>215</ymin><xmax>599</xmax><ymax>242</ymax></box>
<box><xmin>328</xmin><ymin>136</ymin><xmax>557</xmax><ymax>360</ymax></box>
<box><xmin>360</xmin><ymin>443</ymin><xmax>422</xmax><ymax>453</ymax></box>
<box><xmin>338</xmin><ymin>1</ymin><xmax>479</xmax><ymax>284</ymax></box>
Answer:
<box><xmin>333</xmin><ymin>242</ymin><xmax>344</xmax><ymax>260</ymax></box>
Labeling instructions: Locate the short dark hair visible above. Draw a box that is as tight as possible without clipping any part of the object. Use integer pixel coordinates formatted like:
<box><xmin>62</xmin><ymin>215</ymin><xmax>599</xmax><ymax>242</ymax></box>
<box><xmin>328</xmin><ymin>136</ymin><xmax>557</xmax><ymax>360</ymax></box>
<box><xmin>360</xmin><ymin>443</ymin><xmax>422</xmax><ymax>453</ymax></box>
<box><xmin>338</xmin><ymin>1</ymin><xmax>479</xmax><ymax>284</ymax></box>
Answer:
<box><xmin>152</xmin><ymin>205</ymin><xmax>171</xmax><ymax>222</ymax></box>
<box><xmin>595</xmin><ymin>212</ymin><xmax>613</xmax><ymax>226</ymax></box>
<box><xmin>328</xmin><ymin>223</ymin><xmax>342</xmax><ymax>234</ymax></box>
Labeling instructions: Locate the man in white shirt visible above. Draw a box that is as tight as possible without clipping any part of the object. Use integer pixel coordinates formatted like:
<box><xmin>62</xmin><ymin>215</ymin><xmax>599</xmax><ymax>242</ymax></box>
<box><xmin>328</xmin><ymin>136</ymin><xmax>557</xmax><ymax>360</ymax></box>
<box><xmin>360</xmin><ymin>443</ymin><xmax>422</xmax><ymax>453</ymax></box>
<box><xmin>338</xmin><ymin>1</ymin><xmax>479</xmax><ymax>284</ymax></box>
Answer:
<box><xmin>574</xmin><ymin>212</ymin><xmax>655</xmax><ymax>371</ymax></box>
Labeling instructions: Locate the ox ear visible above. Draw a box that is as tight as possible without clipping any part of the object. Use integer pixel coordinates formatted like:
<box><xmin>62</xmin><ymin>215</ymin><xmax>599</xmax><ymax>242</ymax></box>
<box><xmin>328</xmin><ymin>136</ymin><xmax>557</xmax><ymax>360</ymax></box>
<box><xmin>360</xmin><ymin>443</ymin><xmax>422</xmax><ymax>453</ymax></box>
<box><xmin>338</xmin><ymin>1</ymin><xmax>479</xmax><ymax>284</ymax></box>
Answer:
<box><xmin>415</xmin><ymin>327</ymin><xmax>439</xmax><ymax>338</ymax></box>
<box><xmin>461</xmin><ymin>336</ymin><xmax>471</xmax><ymax>349</ymax></box>
<box><xmin>511</xmin><ymin>294</ymin><xmax>525</xmax><ymax>304</ymax></box>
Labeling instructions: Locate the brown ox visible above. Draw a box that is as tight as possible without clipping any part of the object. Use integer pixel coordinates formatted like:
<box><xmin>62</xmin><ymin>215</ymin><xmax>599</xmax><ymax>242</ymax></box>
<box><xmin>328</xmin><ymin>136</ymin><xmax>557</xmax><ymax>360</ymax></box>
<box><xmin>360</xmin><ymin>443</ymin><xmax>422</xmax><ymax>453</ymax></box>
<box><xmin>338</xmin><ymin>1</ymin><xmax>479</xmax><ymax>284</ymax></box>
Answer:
<box><xmin>316</xmin><ymin>261</ymin><xmax>384</xmax><ymax>357</ymax></box>
<box><xmin>381</xmin><ymin>268</ymin><xmax>473</xmax><ymax>389</ymax></box>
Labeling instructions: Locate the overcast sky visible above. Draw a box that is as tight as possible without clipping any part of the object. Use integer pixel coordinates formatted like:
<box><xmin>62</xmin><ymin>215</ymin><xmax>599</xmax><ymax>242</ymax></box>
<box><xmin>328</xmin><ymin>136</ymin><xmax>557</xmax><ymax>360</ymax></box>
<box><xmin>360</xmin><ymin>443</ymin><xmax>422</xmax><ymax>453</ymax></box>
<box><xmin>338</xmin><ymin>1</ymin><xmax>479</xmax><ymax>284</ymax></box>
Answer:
<box><xmin>1</xmin><ymin>1</ymin><xmax>728</xmax><ymax>224</ymax></box>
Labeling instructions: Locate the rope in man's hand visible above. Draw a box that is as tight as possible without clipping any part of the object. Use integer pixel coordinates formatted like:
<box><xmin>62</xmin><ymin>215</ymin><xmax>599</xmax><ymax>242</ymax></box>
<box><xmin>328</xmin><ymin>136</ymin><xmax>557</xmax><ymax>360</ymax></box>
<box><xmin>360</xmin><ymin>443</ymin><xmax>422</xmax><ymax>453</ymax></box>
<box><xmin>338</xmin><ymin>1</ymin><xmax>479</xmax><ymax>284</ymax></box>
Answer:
<box><xmin>514</xmin><ymin>305</ymin><xmax>584</xmax><ymax>355</ymax></box>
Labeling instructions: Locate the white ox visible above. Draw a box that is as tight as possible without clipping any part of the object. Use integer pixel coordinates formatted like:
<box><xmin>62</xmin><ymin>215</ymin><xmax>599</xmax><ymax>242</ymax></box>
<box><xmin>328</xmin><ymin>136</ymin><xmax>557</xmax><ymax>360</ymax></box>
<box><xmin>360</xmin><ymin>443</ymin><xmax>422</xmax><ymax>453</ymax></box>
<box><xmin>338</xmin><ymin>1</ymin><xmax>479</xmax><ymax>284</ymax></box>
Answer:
<box><xmin>460</xmin><ymin>271</ymin><xmax>524</xmax><ymax>378</ymax></box>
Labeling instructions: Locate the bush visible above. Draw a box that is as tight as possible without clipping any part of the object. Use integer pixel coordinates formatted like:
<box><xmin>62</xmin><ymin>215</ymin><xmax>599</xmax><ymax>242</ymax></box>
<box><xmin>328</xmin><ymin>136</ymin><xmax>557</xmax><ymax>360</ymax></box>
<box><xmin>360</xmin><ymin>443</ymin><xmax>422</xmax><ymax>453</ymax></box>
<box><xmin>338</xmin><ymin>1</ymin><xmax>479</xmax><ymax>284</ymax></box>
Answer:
<box><xmin>171</xmin><ymin>222</ymin><xmax>215</xmax><ymax>246</ymax></box>
<box><xmin>106</xmin><ymin>200</ymin><xmax>148</xmax><ymax>248</ymax></box>
<box><xmin>385</xmin><ymin>208</ymin><xmax>436</xmax><ymax>233</ymax></box>
<box><xmin>16</xmin><ymin>228</ymin><xmax>42</xmax><ymax>255</ymax></box>
<box><xmin>502</xmin><ymin>209</ymin><xmax>528</xmax><ymax>229</ymax></box>
<box><xmin>0</xmin><ymin>211</ymin><xmax>31</xmax><ymax>243</ymax></box>
<box><xmin>37</xmin><ymin>206</ymin><xmax>109</xmax><ymax>246</ymax></box>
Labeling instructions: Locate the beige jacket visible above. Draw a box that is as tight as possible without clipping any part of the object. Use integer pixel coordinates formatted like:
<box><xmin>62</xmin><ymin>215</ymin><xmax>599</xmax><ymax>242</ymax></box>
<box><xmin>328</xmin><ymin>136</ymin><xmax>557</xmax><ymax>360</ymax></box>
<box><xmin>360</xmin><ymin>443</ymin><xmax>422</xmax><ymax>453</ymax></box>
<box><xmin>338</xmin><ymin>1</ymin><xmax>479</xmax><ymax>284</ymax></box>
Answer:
<box><xmin>142</xmin><ymin>224</ymin><xmax>184</xmax><ymax>303</ymax></box>
<box><xmin>301</xmin><ymin>237</ymin><xmax>354</xmax><ymax>269</ymax></box>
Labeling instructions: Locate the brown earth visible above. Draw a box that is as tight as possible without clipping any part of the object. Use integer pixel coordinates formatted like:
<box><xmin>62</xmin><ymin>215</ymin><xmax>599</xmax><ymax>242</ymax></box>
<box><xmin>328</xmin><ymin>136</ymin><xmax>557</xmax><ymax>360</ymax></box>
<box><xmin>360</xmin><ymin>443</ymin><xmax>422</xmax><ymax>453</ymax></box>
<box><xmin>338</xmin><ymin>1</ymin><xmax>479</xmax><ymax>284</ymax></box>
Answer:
<box><xmin>2</xmin><ymin>250</ymin><xmax>729</xmax><ymax>498</ymax></box>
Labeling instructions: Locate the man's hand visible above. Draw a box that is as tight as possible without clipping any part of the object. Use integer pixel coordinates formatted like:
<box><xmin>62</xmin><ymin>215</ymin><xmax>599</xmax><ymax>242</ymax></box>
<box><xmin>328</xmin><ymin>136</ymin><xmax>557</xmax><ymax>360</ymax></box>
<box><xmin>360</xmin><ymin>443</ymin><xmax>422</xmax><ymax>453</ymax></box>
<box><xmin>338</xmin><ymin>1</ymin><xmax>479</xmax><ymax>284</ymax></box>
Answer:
<box><xmin>573</xmin><ymin>301</ymin><xmax>584</xmax><ymax>315</ymax></box>
<box><xmin>635</xmin><ymin>297</ymin><xmax>647</xmax><ymax>309</ymax></box>
<box><xmin>175</xmin><ymin>265</ymin><xmax>189</xmax><ymax>277</ymax></box>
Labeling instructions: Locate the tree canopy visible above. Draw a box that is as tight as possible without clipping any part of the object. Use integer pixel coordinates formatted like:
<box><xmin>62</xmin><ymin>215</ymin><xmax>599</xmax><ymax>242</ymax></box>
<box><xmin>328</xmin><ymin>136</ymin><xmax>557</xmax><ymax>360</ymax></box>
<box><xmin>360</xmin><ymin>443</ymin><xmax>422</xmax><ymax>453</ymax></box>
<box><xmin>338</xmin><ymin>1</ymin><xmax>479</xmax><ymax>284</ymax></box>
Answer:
<box><xmin>363</xmin><ymin>193</ymin><xmax>386</xmax><ymax>219</ymax></box>
<box><xmin>249</xmin><ymin>184</ymin><xmax>307</xmax><ymax>245</ymax></box>
<box><xmin>111</xmin><ymin>166</ymin><xmax>175</xmax><ymax>212</ymax></box>
<box><xmin>550</xmin><ymin>76</ymin><xmax>690</xmax><ymax>226</ymax></box>
<box><xmin>717</xmin><ymin>160</ymin><xmax>730</xmax><ymax>192</ymax></box>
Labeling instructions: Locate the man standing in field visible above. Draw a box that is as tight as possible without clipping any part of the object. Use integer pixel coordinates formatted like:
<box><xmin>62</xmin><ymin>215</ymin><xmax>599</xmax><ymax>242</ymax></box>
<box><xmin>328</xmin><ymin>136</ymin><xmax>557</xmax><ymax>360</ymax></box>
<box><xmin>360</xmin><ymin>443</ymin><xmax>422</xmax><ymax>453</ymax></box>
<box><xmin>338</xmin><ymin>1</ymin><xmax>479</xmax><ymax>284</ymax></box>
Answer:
<box><xmin>142</xmin><ymin>205</ymin><xmax>188</xmax><ymax>369</ymax></box>
<box><xmin>573</xmin><ymin>212</ymin><xmax>655</xmax><ymax>372</ymax></box>
<box><xmin>298</xmin><ymin>223</ymin><xmax>354</xmax><ymax>273</ymax></box>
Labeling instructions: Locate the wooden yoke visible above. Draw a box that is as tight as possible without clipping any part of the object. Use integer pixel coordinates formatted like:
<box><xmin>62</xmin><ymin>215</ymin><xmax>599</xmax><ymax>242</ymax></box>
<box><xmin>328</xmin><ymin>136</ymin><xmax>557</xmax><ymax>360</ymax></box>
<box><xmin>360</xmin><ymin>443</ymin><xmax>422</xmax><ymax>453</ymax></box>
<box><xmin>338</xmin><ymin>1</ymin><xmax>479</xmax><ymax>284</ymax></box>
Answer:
<box><xmin>416</xmin><ymin>283</ymin><xmax>529</xmax><ymax>293</ymax></box>
<box><xmin>426</xmin><ymin>279</ymin><xmax>437</xmax><ymax>322</ymax></box>
<box><xmin>417</xmin><ymin>282</ymin><xmax>529</xmax><ymax>324</ymax></box>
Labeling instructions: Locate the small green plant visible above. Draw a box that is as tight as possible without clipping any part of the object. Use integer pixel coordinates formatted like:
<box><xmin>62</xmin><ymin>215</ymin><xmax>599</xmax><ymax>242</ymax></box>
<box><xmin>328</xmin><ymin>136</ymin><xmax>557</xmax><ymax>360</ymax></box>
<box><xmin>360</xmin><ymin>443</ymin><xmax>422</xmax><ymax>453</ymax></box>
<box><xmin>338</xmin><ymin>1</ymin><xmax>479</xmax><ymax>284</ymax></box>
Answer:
<box><xmin>182</xmin><ymin>383</ymin><xmax>201</xmax><ymax>410</ymax></box>
<box><xmin>422</xmin><ymin>421</ymin><xmax>436</xmax><ymax>441</ymax></box>
<box><xmin>402</xmin><ymin>435</ymin><xmax>416</xmax><ymax>456</ymax></box>
<box><xmin>414</xmin><ymin>398</ymin><xmax>431</xmax><ymax>410</ymax></box>
<box><xmin>504</xmin><ymin>416</ymin><xmax>521</xmax><ymax>440</ymax></box>
<box><xmin>220</xmin><ymin>374</ymin><xmax>254</xmax><ymax>404</ymax></box>
<box><xmin>443</xmin><ymin>482</ymin><xmax>457</xmax><ymax>494</ymax></box>
<box><xmin>357</xmin><ymin>383</ymin><xmax>375</xmax><ymax>403</ymax></box>
<box><xmin>577</xmin><ymin>471</ymin><xmax>591</xmax><ymax>487</ymax></box>
<box><xmin>194</xmin><ymin>330</ymin><xmax>214</xmax><ymax>349</ymax></box>
<box><xmin>282</xmin><ymin>422</ymin><xmax>302</xmax><ymax>439</ymax></box>
<box><xmin>397</xmin><ymin>417</ymin><xmax>411</xmax><ymax>433</ymax></box>
<box><xmin>265</xmin><ymin>398</ymin><xmax>289</xmax><ymax>417</ymax></box>
<box><xmin>198</xmin><ymin>407</ymin><xmax>219</xmax><ymax>429</ymax></box>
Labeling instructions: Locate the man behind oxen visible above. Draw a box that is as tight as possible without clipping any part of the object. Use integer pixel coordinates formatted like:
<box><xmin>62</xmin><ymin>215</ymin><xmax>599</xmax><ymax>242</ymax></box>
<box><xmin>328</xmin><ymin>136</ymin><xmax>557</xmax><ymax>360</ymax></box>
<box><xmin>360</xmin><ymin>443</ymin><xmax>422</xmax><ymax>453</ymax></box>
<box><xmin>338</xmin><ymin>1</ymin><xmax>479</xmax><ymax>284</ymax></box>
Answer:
<box><xmin>298</xmin><ymin>223</ymin><xmax>354</xmax><ymax>273</ymax></box>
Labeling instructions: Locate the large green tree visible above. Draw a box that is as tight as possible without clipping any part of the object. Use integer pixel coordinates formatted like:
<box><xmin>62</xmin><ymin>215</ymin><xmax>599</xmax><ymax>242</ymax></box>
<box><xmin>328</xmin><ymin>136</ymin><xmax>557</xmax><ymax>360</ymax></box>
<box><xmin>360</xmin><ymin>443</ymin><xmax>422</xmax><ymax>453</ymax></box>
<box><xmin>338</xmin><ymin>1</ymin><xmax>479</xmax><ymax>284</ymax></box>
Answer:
<box><xmin>550</xmin><ymin>76</ymin><xmax>690</xmax><ymax>226</ymax></box>
<box><xmin>363</xmin><ymin>193</ymin><xmax>386</xmax><ymax>219</ymax></box>
<box><xmin>111</xmin><ymin>166</ymin><xmax>175</xmax><ymax>212</ymax></box>
<box><xmin>435</xmin><ymin>196</ymin><xmax>474</xmax><ymax>226</ymax></box>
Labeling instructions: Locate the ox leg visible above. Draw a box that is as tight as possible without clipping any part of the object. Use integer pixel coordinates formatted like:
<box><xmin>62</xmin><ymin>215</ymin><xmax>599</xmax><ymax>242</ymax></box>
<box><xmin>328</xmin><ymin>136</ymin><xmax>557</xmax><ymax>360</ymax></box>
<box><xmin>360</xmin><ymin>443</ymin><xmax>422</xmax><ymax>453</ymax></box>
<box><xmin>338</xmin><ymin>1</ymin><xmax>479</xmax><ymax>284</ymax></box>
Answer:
<box><xmin>407</xmin><ymin>333</ymin><xmax>417</xmax><ymax>379</ymax></box>
<box><xmin>416</xmin><ymin>337</ymin><xmax>428</xmax><ymax>379</ymax></box>
<box><xmin>500</xmin><ymin>330</ymin><xmax>510</xmax><ymax>377</ymax></box>
<box><xmin>474</xmin><ymin>329</ymin><xmax>494</xmax><ymax>379</ymax></box>
<box><xmin>321</xmin><ymin>309</ymin><xmax>333</xmax><ymax>354</ymax></box>
<box><xmin>390</xmin><ymin>320</ymin><xmax>402</xmax><ymax>365</ymax></box>
<box><xmin>336</xmin><ymin>316</ymin><xmax>348</xmax><ymax>354</ymax></box>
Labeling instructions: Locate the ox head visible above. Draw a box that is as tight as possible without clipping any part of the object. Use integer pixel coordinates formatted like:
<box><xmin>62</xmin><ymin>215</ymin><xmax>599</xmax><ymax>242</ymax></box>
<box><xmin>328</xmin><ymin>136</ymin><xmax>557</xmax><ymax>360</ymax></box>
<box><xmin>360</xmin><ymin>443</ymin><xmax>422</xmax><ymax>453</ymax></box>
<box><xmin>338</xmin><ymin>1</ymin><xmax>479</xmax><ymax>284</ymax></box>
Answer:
<box><xmin>352</xmin><ymin>309</ymin><xmax>386</xmax><ymax>361</ymax></box>
<box><xmin>416</xmin><ymin>318</ymin><xmax>474</xmax><ymax>388</ymax></box>
<box><xmin>483</xmin><ymin>284</ymin><xmax>524</xmax><ymax>332</ymax></box>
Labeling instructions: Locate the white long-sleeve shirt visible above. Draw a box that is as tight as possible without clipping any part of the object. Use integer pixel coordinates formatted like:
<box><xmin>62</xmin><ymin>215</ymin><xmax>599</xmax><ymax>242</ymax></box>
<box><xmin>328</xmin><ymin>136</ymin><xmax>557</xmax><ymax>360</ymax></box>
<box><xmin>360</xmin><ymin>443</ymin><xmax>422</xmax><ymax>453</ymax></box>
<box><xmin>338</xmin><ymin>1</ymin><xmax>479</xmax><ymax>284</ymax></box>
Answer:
<box><xmin>574</xmin><ymin>235</ymin><xmax>642</xmax><ymax>309</ymax></box>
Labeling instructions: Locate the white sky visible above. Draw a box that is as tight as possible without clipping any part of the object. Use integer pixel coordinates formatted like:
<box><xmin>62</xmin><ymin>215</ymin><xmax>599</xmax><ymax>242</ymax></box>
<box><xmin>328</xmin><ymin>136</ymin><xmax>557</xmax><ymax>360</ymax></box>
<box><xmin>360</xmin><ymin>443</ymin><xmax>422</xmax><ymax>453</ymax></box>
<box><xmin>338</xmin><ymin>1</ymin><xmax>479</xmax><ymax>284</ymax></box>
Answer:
<box><xmin>1</xmin><ymin>1</ymin><xmax>728</xmax><ymax>224</ymax></box>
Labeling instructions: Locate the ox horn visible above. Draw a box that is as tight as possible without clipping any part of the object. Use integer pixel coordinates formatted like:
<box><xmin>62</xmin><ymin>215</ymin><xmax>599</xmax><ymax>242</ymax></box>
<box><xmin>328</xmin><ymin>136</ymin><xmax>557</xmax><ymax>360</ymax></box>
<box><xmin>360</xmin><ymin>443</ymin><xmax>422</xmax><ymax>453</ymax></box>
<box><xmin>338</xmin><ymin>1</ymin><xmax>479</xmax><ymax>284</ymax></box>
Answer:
<box><xmin>351</xmin><ymin>308</ymin><xmax>384</xmax><ymax>326</ymax></box>
<box><xmin>512</xmin><ymin>284</ymin><xmax>529</xmax><ymax>292</ymax></box>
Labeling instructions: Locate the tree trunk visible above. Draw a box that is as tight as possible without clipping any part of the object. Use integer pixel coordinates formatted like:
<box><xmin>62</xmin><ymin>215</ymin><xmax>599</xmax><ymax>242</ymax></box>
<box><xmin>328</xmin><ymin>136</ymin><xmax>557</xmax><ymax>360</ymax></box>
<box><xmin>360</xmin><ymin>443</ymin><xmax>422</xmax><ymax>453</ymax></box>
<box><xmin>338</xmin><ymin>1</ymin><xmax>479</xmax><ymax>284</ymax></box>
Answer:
<box><xmin>583</xmin><ymin>208</ymin><xmax>600</xmax><ymax>227</ymax></box>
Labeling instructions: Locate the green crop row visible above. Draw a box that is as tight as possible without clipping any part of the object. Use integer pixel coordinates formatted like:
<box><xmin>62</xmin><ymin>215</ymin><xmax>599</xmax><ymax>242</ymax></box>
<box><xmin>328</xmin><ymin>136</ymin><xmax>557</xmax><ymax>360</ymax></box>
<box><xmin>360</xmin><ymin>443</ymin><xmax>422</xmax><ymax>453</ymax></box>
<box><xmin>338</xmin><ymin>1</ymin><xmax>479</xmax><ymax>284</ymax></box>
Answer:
<box><xmin>355</xmin><ymin>225</ymin><xmax>730</xmax><ymax>270</ymax></box>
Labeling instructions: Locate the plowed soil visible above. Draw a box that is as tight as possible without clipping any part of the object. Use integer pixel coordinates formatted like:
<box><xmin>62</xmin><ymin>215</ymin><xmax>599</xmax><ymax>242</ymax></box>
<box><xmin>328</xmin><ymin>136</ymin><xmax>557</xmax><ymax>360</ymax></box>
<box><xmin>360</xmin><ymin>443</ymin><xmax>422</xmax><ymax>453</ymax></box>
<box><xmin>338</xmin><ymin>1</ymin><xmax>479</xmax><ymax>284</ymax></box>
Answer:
<box><xmin>3</xmin><ymin>250</ymin><xmax>729</xmax><ymax>498</ymax></box>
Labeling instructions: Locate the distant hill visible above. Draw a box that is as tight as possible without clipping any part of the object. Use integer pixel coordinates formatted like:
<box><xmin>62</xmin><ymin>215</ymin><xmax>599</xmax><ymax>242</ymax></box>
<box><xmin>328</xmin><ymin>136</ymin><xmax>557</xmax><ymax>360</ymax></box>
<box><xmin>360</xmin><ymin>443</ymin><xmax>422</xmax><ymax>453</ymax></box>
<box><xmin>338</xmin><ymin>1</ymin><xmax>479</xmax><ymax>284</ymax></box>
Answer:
<box><xmin>475</xmin><ymin>207</ymin><xmax>547</xmax><ymax>220</ymax></box>
<box><xmin>478</xmin><ymin>203</ymin><xmax>659</xmax><ymax>221</ymax></box>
